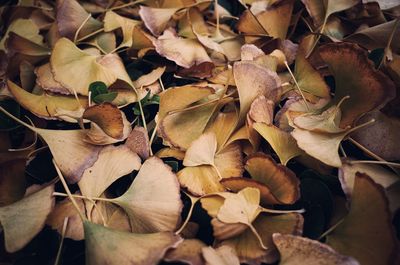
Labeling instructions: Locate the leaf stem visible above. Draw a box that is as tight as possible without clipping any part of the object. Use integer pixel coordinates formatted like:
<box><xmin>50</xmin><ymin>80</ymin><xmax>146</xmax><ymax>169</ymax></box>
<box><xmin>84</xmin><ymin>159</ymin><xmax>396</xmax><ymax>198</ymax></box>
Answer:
<box><xmin>53</xmin><ymin>161</ymin><xmax>86</xmax><ymax>221</ymax></box>
<box><xmin>175</xmin><ymin>195</ymin><xmax>200</xmax><ymax>235</ymax></box>
<box><xmin>318</xmin><ymin>218</ymin><xmax>345</xmax><ymax>240</ymax></box>
<box><xmin>284</xmin><ymin>61</ymin><xmax>310</xmax><ymax>111</ymax></box>
<box><xmin>54</xmin><ymin>217</ymin><xmax>68</xmax><ymax>265</ymax></box>
<box><xmin>348</xmin><ymin>160</ymin><xmax>400</xmax><ymax>168</ymax></box>
<box><xmin>53</xmin><ymin>192</ymin><xmax>115</xmax><ymax>203</ymax></box>
<box><xmin>74</xmin><ymin>14</ymin><xmax>92</xmax><ymax>44</ymax></box>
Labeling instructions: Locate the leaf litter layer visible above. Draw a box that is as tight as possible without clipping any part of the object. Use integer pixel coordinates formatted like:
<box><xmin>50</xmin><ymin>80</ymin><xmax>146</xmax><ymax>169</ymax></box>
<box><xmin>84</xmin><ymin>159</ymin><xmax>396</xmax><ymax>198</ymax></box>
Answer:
<box><xmin>0</xmin><ymin>0</ymin><xmax>399</xmax><ymax>264</ymax></box>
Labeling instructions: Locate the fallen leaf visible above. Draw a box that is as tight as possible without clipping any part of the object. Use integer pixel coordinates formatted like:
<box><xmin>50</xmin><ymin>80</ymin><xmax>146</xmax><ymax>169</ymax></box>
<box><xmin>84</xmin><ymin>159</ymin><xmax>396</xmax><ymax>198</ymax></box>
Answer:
<box><xmin>0</xmin><ymin>183</ymin><xmax>54</xmax><ymax>252</ymax></box>
<box><xmin>273</xmin><ymin>233</ymin><xmax>359</xmax><ymax>265</ymax></box>
<box><xmin>327</xmin><ymin>173</ymin><xmax>399</xmax><ymax>265</ymax></box>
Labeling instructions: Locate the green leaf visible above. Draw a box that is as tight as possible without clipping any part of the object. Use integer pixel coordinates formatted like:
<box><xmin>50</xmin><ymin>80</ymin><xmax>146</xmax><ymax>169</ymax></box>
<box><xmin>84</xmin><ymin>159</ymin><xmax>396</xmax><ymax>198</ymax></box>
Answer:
<box><xmin>93</xmin><ymin>92</ymin><xmax>118</xmax><ymax>104</ymax></box>
<box><xmin>89</xmin><ymin>81</ymin><xmax>108</xmax><ymax>99</ymax></box>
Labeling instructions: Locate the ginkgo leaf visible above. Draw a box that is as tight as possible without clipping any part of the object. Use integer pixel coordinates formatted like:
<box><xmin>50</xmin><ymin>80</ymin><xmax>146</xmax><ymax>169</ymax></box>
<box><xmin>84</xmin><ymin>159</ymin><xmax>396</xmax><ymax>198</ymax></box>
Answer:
<box><xmin>214</xmin><ymin>143</ymin><xmax>244</xmax><ymax>179</ymax></box>
<box><xmin>159</xmin><ymin>97</ymin><xmax>229</xmax><ymax>150</ymax></box>
<box><xmin>51</xmin><ymin>38</ymin><xmax>131</xmax><ymax>96</ymax></box>
<box><xmin>46</xmin><ymin>196</ymin><xmax>85</xmax><ymax>240</ymax></box>
<box><xmin>104</xmin><ymin>11</ymin><xmax>141</xmax><ymax>48</ymax></box>
<box><xmin>84</xmin><ymin>221</ymin><xmax>182</xmax><ymax>265</ymax></box>
<box><xmin>293</xmin><ymin>103</ymin><xmax>347</xmax><ymax>133</ymax></box>
<box><xmin>294</xmin><ymin>37</ymin><xmax>330</xmax><ymax>98</ymax></box>
<box><xmin>165</xmin><ymin>239</ymin><xmax>206</xmax><ymax>265</ymax></box>
<box><xmin>253</xmin><ymin>123</ymin><xmax>303</xmax><ymax>165</ymax></box>
<box><xmin>205</xmin><ymin>111</ymin><xmax>239</xmax><ymax>151</ymax></box>
<box><xmin>78</xmin><ymin>145</ymin><xmax>141</xmax><ymax>205</ymax></box>
<box><xmin>237</xmin><ymin>0</ymin><xmax>294</xmax><ymax>40</ymax></box>
<box><xmin>183</xmin><ymin>132</ymin><xmax>217</xmax><ymax>167</ymax></box>
<box><xmin>351</xmin><ymin>111</ymin><xmax>400</xmax><ymax>161</ymax></box>
<box><xmin>244</xmin><ymin>153</ymin><xmax>300</xmax><ymax>204</ymax></box>
<box><xmin>233</xmin><ymin>61</ymin><xmax>281</xmax><ymax>123</ymax></box>
<box><xmin>202</xmin><ymin>245</ymin><xmax>240</xmax><ymax>265</ymax></box>
<box><xmin>139</xmin><ymin>6</ymin><xmax>180</xmax><ymax>36</ymax></box>
<box><xmin>273</xmin><ymin>233</ymin><xmax>359</xmax><ymax>265</ymax></box>
<box><xmin>327</xmin><ymin>173</ymin><xmax>399</xmax><ymax>265</ymax></box>
<box><xmin>83</xmin><ymin>103</ymin><xmax>132</xmax><ymax>145</ymax></box>
<box><xmin>125</xmin><ymin>126</ymin><xmax>150</xmax><ymax>160</ymax></box>
<box><xmin>178</xmin><ymin>165</ymin><xmax>224</xmax><ymax>196</ymax></box>
<box><xmin>291</xmin><ymin>127</ymin><xmax>347</xmax><ymax>167</ymax></box>
<box><xmin>111</xmin><ymin>157</ymin><xmax>182</xmax><ymax>233</ymax></box>
<box><xmin>0</xmin><ymin>19</ymin><xmax>44</xmax><ymax>50</ymax></box>
<box><xmin>217</xmin><ymin>187</ymin><xmax>261</xmax><ymax>225</ymax></box>
<box><xmin>35</xmin><ymin>63</ymin><xmax>71</xmax><ymax>94</ymax></box>
<box><xmin>133</xmin><ymin>66</ymin><xmax>166</xmax><ymax>89</ymax></box>
<box><xmin>158</xmin><ymin>84</ymin><xmax>214</xmax><ymax>119</ymax></box>
<box><xmin>0</xmin><ymin>184</ymin><xmax>54</xmax><ymax>252</ymax></box>
<box><xmin>319</xmin><ymin>42</ymin><xmax>396</xmax><ymax>128</ymax></box>
<box><xmin>301</xmin><ymin>0</ymin><xmax>359</xmax><ymax>28</ymax></box>
<box><xmin>339</xmin><ymin>159</ymin><xmax>399</xmax><ymax>198</ymax></box>
<box><xmin>56</xmin><ymin>0</ymin><xmax>102</xmax><ymax>40</ymax></box>
<box><xmin>247</xmin><ymin>95</ymin><xmax>274</xmax><ymax>125</ymax></box>
<box><xmin>155</xmin><ymin>30</ymin><xmax>212</xmax><ymax>69</ymax></box>
<box><xmin>7</xmin><ymin>80</ymin><xmax>88</xmax><ymax>119</ymax></box>
<box><xmin>221</xmin><ymin>213</ymin><xmax>304</xmax><ymax>265</ymax></box>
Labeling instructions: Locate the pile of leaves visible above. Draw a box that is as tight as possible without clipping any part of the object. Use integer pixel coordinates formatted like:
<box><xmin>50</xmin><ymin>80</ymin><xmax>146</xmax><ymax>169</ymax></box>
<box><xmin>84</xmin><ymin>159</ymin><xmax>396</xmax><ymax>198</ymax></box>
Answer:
<box><xmin>0</xmin><ymin>0</ymin><xmax>399</xmax><ymax>264</ymax></box>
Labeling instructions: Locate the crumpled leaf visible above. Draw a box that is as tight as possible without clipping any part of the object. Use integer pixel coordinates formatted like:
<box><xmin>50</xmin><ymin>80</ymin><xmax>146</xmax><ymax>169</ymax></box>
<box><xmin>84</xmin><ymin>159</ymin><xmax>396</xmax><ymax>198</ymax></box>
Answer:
<box><xmin>273</xmin><ymin>233</ymin><xmax>359</xmax><ymax>265</ymax></box>
<box><xmin>111</xmin><ymin>157</ymin><xmax>182</xmax><ymax>233</ymax></box>
<box><xmin>327</xmin><ymin>173</ymin><xmax>399</xmax><ymax>265</ymax></box>
<box><xmin>84</xmin><ymin>221</ymin><xmax>182</xmax><ymax>265</ymax></box>
<box><xmin>319</xmin><ymin>42</ymin><xmax>396</xmax><ymax>128</ymax></box>
<box><xmin>0</xmin><ymin>183</ymin><xmax>54</xmax><ymax>252</ymax></box>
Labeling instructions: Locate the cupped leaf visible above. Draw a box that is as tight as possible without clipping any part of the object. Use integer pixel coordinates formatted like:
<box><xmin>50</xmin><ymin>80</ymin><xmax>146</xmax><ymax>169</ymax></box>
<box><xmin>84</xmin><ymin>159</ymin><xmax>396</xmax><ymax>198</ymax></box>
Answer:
<box><xmin>83</xmin><ymin>102</ymin><xmax>132</xmax><ymax>145</ymax></box>
<box><xmin>183</xmin><ymin>132</ymin><xmax>218</xmax><ymax>167</ymax></box>
<box><xmin>319</xmin><ymin>42</ymin><xmax>396</xmax><ymax>128</ymax></box>
<box><xmin>0</xmin><ymin>184</ymin><xmax>55</xmax><ymax>252</ymax></box>
<box><xmin>111</xmin><ymin>157</ymin><xmax>182</xmax><ymax>233</ymax></box>
<box><xmin>327</xmin><ymin>173</ymin><xmax>399</xmax><ymax>265</ymax></box>
<box><xmin>244</xmin><ymin>153</ymin><xmax>300</xmax><ymax>204</ymax></box>
<box><xmin>104</xmin><ymin>11</ymin><xmax>141</xmax><ymax>48</ymax></box>
<box><xmin>273</xmin><ymin>233</ymin><xmax>359</xmax><ymax>265</ymax></box>
<box><xmin>84</xmin><ymin>221</ymin><xmax>182</xmax><ymax>265</ymax></box>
